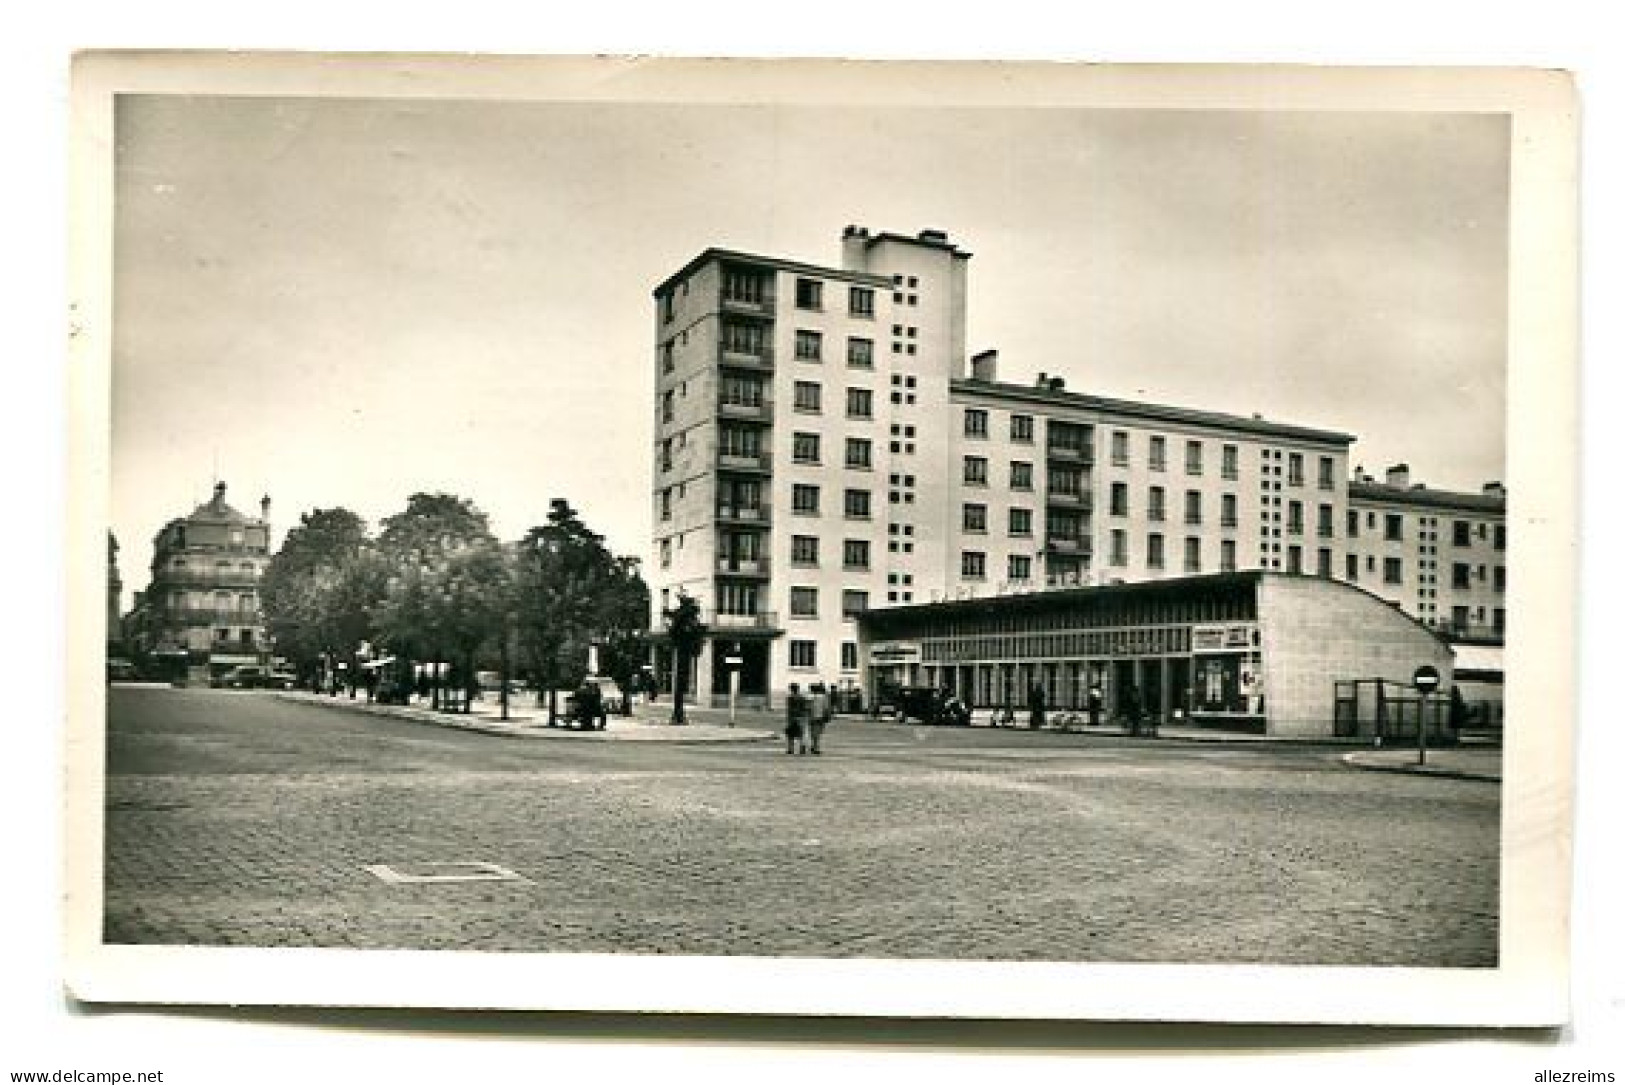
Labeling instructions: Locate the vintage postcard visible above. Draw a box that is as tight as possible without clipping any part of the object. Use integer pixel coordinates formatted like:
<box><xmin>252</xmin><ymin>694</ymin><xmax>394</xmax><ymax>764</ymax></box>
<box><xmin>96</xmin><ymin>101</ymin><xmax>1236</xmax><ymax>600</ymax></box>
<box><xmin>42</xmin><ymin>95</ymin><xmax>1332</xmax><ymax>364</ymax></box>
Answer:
<box><xmin>65</xmin><ymin>53</ymin><xmax>1577</xmax><ymax>1025</ymax></box>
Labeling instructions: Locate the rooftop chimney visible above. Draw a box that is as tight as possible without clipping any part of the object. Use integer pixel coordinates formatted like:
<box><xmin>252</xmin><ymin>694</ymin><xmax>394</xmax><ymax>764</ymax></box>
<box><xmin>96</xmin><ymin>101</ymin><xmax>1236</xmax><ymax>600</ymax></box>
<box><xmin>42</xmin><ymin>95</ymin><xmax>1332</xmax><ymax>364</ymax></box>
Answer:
<box><xmin>1483</xmin><ymin>481</ymin><xmax>1506</xmax><ymax>499</ymax></box>
<box><xmin>1385</xmin><ymin>463</ymin><xmax>1411</xmax><ymax>488</ymax></box>
<box><xmin>970</xmin><ymin>349</ymin><xmax>999</xmax><ymax>382</ymax></box>
<box><xmin>918</xmin><ymin>228</ymin><xmax>949</xmax><ymax>245</ymax></box>
<box><xmin>1036</xmin><ymin>371</ymin><xmax>1048</xmax><ymax>387</ymax></box>
<box><xmin>840</xmin><ymin>224</ymin><xmax>871</xmax><ymax>272</ymax></box>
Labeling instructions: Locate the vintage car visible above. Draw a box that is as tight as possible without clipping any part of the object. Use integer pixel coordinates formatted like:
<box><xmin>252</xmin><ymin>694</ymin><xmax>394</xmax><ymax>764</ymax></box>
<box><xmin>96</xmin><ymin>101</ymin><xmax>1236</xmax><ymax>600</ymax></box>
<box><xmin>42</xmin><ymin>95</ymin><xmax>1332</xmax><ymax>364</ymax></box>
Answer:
<box><xmin>891</xmin><ymin>685</ymin><xmax>972</xmax><ymax>726</ymax></box>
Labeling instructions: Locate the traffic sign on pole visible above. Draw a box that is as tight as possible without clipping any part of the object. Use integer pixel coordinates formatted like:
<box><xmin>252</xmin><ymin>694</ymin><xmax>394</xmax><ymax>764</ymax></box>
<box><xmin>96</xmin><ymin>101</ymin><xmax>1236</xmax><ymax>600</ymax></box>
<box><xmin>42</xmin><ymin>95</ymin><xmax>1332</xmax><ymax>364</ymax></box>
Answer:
<box><xmin>1412</xmin><ymin>665</ymin><xmax>1441</xmax><ymax>765</ymax></box>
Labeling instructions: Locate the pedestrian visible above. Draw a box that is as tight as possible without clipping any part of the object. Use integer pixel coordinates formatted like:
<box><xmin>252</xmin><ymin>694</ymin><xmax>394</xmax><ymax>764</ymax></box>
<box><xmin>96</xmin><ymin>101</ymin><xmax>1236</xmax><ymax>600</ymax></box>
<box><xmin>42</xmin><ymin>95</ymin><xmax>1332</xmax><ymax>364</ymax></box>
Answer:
<box><xmin>415</xmin><ymin>670</ymin><xmax>430</xmax><ymax>706</ymax></box>
<box><xmin>808</xmin><ymin>682</ymin><xmax>833</xmax><ymax>754</ymax></box>
<box><xmin>1028</xmin><ymin>682</ymin><xmax>1047</xmax><ymax>730</ymax></box>
<box><xmin>785</xmin><ymin>682</ymin><xmax>810</xmax><ymax>754</ymax></box>
<box><xmin>1086</xmin><ymin>685</ymin><xmax>1103</xmax><ymax>728</ymax></box>
<box><xmin>1124</xmin><ymin>682</ymin><xmax>1143</xmax><ymax>737</ymax></box>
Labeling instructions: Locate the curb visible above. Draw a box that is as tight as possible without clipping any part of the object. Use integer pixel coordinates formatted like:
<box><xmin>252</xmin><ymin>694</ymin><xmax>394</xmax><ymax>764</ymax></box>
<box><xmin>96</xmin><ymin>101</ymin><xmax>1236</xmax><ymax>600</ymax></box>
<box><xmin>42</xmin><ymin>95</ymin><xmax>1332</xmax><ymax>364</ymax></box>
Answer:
<box><xmin>274</xmin><ymin>693</ymin><xmax>775</xmax><ymax>744</ymax></box>
<box><xmin>1338</xmin><ymin>751</ymin><xmax>1502</xmax><ymax>783</ymax></box>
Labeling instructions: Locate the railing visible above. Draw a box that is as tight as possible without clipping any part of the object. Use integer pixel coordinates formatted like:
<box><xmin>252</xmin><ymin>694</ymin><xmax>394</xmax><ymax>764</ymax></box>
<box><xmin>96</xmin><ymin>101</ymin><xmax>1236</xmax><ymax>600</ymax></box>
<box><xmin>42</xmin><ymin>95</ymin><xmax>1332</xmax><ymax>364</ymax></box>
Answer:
<box><xmin>718</xmin><ymin>343</ymin><xmax>775</xmax><ymax>370</ymax></box>
<box><xmin>1045</xmin><ymin>489</ymin><xmax>1093</xmax><ymax>511</ymax></box>
<box><xmin>1044</xmin><ymin>536</ymin><xmax>1093</xmax><ymax>557</ymax></box>
<box><xmin>1439</xmin><ymin>621</ymin><xmax>1505</xmax><ymax>642</ymax></box>
<box><xmin>716</xmin><ymin>556</ymin><xmax>771</xmax><ymax>577</ymax></box>
<box><xmin>705</xmin><ymin>609</ymin><xmax>781</xmax><ymax>631</ymax></box>
<box><xmin>159</xmin><ymin>607</ymin><xmax>264</xmax><ymax>624</ymax></box>
<box><xmin>718</xmin><ymin>397</ymin><xmax>774</xmax><ymax>421</ymax></box>
<box><xmin>721</xmin><ymin>291</ymin><xmax>776</xmax><ymax>316</ymax></box>
<box><xmin>715</xmin><ymin>503</ymin><xmax>772</xmax><ymax>523</ymax></box>
<box><xmin>154</xmin><ymin>570</ymin><xmax>262</xmax><ymax>589</ymax></box>
<box><xmin>1045</xmin><ymin>443</ymin><xmax>1094</xmax><ymax>465</ymax></box>
<box><xmin>718</xmin><ymin>450</ymin><xmax>773</xmax><ymax>473</ymax></box>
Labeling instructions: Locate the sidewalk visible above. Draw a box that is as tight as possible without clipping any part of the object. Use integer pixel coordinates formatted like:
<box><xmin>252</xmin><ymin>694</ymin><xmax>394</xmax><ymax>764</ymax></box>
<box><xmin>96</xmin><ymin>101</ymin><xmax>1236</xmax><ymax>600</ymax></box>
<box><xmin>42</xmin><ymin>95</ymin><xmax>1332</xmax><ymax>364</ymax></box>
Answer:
<box><xmin>274</xmin><ymin>691</ymin><xmax>774</xmax><ymax>744</ymax></box>
<box><xmin>1338</xmin><ymin>745</ymin><xmax>1502</xmax><ymax>782</ymax></box>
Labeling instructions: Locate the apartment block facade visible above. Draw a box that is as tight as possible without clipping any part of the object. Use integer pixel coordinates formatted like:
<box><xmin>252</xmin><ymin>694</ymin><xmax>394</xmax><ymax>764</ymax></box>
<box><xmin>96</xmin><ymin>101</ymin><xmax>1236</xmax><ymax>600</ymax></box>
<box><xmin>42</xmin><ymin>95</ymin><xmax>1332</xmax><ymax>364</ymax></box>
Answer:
<box><xmin>649</xmin><ymin>227</ymin><xmax>1499</xmax><ymax>707</ymax></box>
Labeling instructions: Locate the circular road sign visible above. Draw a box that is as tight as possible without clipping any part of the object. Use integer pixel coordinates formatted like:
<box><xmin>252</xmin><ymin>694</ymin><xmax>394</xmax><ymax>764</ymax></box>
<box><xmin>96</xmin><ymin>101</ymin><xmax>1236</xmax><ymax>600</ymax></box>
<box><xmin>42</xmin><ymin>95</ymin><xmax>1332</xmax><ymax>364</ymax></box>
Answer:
<box><xmin>1412</xmin><ymin>664</ymin><xmax>1442</xmax><ymax>693</ymax></box>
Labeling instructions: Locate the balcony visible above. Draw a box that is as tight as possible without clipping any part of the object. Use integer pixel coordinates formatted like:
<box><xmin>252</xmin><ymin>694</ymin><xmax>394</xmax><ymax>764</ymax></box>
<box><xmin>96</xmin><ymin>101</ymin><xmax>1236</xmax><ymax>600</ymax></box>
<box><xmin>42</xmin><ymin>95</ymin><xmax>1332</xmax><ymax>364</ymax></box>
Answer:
<box><xmin>705</xmin><ymin>609</ymin><xmax>781</xmax><ymax>633</ymax></box>
<box><xmin>718</xmin><ymin>396</ymin><xmax>774</xmax><ymax>422</ymax></box>
<box><xmin>716</xmin><ymin>556</ymin><xmax>771</xmax><ymax>579</ymax></box>
<box><xmin>717</xmin><ymin>450</ymin><xmax>773</xmax><ymax>475</ymax></box>
<box><xmin>160</xmin><ymin>606</ymin><xmax>263</xmax><ymax>625</ymax></box>
<box><xmin>718</xmin><ymin>343</ymin><xmax>775</xmax><ymax>372</ymax></box>
<box><xmin>1045</xmin><ymin>489</ymin><xmax>1093</xmax><ymax>511</ymax></box>
<box><xmin>155</xmin><ymin>569</ymin><xmax>262</xmax><ymax>589</ymax></box>
<box><xmin>721</xmin><ymin>289</ymin><xmax>776</xmax><ymax>317</ymax></box>
<box><xmin>1043</xmin><ymin>535</ymin><xmax>1093</xmax><ymax>558</ymax></box>
<box><xmin>715</xmin><ymin>503</ymin><xmax>772</xmax><ymax>525</ymax></box>
<box><xmin>1045</xmin><ymin>443</ymin><xmax>1094</xmax><ymax>465</ymax></box>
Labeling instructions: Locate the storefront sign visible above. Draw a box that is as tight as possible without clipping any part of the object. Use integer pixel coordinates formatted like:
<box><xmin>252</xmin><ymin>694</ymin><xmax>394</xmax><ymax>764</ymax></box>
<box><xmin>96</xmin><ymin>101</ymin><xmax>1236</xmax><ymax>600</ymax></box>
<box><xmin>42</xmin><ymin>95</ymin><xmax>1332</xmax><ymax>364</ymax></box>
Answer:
<box><xmin>1191</xmin><ymin>623</ymin><xmax>1257</xmax><ymax>653</ymax></box>
<box><xmin>869</xmin><ymin>642</ymin><xmax>921</xmax><ymax>664</ymax></box>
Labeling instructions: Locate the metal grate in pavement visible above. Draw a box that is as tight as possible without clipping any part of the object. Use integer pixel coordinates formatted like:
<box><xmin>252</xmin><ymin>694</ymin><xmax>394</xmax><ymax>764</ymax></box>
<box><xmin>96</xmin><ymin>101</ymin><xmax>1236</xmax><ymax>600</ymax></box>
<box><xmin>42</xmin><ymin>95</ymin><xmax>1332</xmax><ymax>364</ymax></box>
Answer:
<box><xmin>363</xmin><ymin>861</ymin><xmax>527</xmax><ymax>885</ymax></box>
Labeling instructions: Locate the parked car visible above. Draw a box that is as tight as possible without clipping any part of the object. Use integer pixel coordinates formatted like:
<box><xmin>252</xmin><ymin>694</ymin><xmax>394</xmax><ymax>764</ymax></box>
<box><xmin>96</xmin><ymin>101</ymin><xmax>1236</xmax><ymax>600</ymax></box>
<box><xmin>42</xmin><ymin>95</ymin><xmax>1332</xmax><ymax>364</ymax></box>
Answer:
<box><xmin>106</xmin><ymin>658</ymin><xmax>139</xmax><ymax>683</ymax></box>
<box><xmin>892</xmin><ymin>686</ymin><xmax>972</xmax><ymax>726</ymax></box>
<box><xmin>212</xmin><ymin>665</ymin><xmax>296</xmax><ymax>690</ymax></box>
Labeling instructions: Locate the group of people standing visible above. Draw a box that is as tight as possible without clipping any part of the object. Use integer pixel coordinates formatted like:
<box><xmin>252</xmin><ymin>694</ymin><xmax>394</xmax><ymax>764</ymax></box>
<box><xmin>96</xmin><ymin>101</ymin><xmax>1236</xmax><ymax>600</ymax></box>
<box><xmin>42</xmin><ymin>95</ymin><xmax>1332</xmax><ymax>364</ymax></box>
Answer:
<box><xmin>784</xmin><ymin>681</ymin><xmax>835</xmax><ymax>755</ymax></box>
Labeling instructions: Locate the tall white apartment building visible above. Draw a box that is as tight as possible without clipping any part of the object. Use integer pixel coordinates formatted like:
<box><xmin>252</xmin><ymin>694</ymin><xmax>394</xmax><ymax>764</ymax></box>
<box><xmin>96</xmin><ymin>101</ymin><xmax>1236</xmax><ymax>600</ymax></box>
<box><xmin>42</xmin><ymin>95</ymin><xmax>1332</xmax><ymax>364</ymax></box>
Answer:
<box><xmin>1345</xmin><ymin>464</ymin><xmax>1507</xmax><ymax>641</ymax></box>
<box><xmin>648</xmin><ymin>226</ymin><xmax>1472</xmax><ymax>707</ymax></box>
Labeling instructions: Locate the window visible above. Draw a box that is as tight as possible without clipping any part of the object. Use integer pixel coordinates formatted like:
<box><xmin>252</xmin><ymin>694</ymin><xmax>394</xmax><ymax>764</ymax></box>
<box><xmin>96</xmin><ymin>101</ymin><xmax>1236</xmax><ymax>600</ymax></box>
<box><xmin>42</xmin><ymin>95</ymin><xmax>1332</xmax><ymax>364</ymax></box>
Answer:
<box><xmin>659</xmin><ymin>489</ymin><xmax>671</xmax><ymax>521</ymax></box>
<box><xmin>1287</xmin><ymin>501</ymin><xmax>1304</xmax><ymax>535</ymax></box>
<box><xmin>1494</xmin><ymin>565</ymin><xmax>1506</xmax><ymax>592</ymax></box>
<box><xmin>1385</xmin><ymin>514</ymin><xmax>1403</xmax><ymax>542</ymax></box>
<box><xmin>849</xmin><ymin>286</ymin><xmax>874</xmax><ymax>317</ymax></box>
<box><xmin>843</xmin><ymin>540</ymin><xmax>870</xmax><ymax>570</ymax></box>
<box><xmin>1347</xmin><ymin>509</ymin><xmax>1360</xmax><ymax>537</ymax></box>
<box><xmin>964</xmin><ymin>456</ymin><xmax>988</xmax><ymax>485</ymax></box>
<box><xmin>1494</xmin><ymin>524</ymin><xmax>1506</xmax><ymax>551</ymax></box>
<box><xmin>795</xmin><ymin>329</ymin><xmax>823</xmax><ymax>361</ymax></box>
<box><xmin>722</xmin><ymin>269</ymin><xmax>765</xmax><ymax>304</ymax></box>
<box><xmin>1452</xmin><ymin>563</ymin><xmax>1472</xmax><ymax>589</ymax></box>
<box><xmin>660</xmin><ymin>389</ymin><xmax>675</xmax><ymax>424</ymax></box>
<box><xmin>792</xmin><ymin>484</ymin><xmax>821</xmax><ymax>516</ymax></box>
<box><xmin>1110</xmin><ymin>529</ymin><xmax>1128</xmax><ymax>567</ymax></box>
<box><xmin>843</xmin><ymin>489</ymin><xmax>872</xmax><ymax>519</ymax></box>
<box><xmin>721</xmin><ymin>320</ymin><xmax>766</xmax><ymax>357</ymax></box>
<box><xmin>660</xmin><ymin>341</ymin><xmax>675</xmax><ymax>374</ymax></box>
<box><xmin>790</xmin><ymin>587</ymin><xmax>819</xmax><ymax>617</ymax></box>
<box><xmin>1317</xmin><ymin>504</ymin><xmax>1334</xmax><ymax>538</ymax></box>
<box><xmin>1318</xmin><ymin>456</ymin><xmax>1335</xmax><ymax>490</ymax></box>
<box><xmin>1221</xmin><ymin>493</ymin><xmax>1238</xmax><ymax>528</ymax></box>
<box><xmin>791</xmin><ymin>535</ymin><xmax>820</xmax><ymax>566</ymax></box>
<box><xmin>1010</xmin><ymin>462</ymin><xmax>1033</xmax><ymax>490</ymax></box>
<box><xmin>964</xmin><ymin>409</ymin><xmax>989</xmax><ymax>438</ymax></box>
<box><xmin>720</xmin><ymin>374</ymin><xmax>765</xmax><ymax>408</ymax></box>
<box><xmin>1287</xmin><ymin>452</ymin><xmax>1304</xmax><ymax>486</ymax></box>
<box><xmin>795</xmin><ymin>278</ymin><xmax>823</xmax><ymax>310</ymax></box>
<box><xmin>845</xmin><ymin>437</ymin><xmax>873</xmax><ymax>470</ymax></box>
<box><xmin>841</xmin><ymin>642</ymin><xmax>859</xmax><ymax>671</ymax></box>
<box><xmin>1111</xmin><ymin>431</ymin><xmax>1129</xmax><ymax>466</ymax></box>
<box><xmin>792</xmin><ymin>432</ymin><xmax>821</xmax><ymax>465</ymax></box>
<box><xmin>846</xmin><ymin>388</ymin><xmax>874</xmax><ymax>419</ymax></box>
<box><xmin>1148</xmin><ymin>486</ymin><xmax>1166</xmax><ymax>522</ymax></box>
<box><xmin>1184</xmin><ymin>537</ymin><xmax>1201</xmax><ymax>573</ymax></box>
<box><xmin>1010</xmin><ymin>414</ymin><xmax>1034</xmax><ymax>443</ymax></box>
<box><xmin>1286</xmin><ymin>546</ymin><xmax>1303</xmax><ymax>574</ymax></box>
<box><xmin>1008</xmin><ymin>554</ymin><xmax>1032</xmax><ymax>581</ymax></box>
<box><xmin>793</xmin><ymin>381</ymin><xmax>822</xmax><ymax>413</ymax></box>
<box><xmin>1110</xmin><ymin>482</ymin><xmax>1129</xmax><ymax>516</ymax></box>
<box><xmin>1493</xmin><ymin>608</ymin><xmax>1506</xmax><ymax>634</ymax></box>
<box><xmin>1009</xmin><ymin>508</ymin><xmax>1033</xmax><ymax>537</ymax></box>
<box><xmin>1147</xmin><ymin>533</ymin><xmax>1165</xmax><ymax>569</ymax></box>
<box><xmin>961</xmin><ymin>551</ymin><xmax>987</xmax><ymax>579</ymax></box>
<box><xmin>658</xmin><ymin>292</ymin><xmax>674</xmax><ymax>324</ymax></box>
<box><xmin>790</xmin><ymin>640</ymin><xmax>818</xmax><ymax>668</ymax></box>
<box><xmin>1220</xmin><ymin>539</ymin><xmax>1237</xmax><ymax>572</ymax></box>
<box><xmin>1346</xmin><ymin>554</ymin><xmax>1359</xmax><ymax>581</ymax></box>
<box><xmin>1050</xmin><ymin>466</ymin><xmax>1084</xmax><ymax>496</ymax></box>
<box><xmin>1185</xmin><ymin>440</ymin><xmax>1204</xmax><ymax>475</ymax></box>
<box><xmin>1451</xmin><ymin>605</ymin><xmax>1471</xmax><ymax>632</ymax></box>
<box><xmin>720</xmin><ymin>426</ymin><xmax>762</xmax><ymax>458</ymax></box>
<box><xmin>1317</xmin><ymin>548</ymin><xmax>1332</xmax><ymax>577</ymax></box>
<box><xmin>841</xmin><ymin>590</ymin><xmax>870</xmax><ymax>618</ymax></box>
<box><xmin>1148</xmin><ymin>435</ymin><xmax>1167</xmax><ymax>471</ymax></box>
<box><xmin>962</xmin><ymin>503</ymin><xmax>988</xmax><ymax>533</ymax></box>
<box><xmin>1453</xmin><ymin>520</ymin><xmax>1472</xmax><ymax>547</ymax></box>
<box><xmin>1383</xmin><ymin>557</ymin><xmax>1403</xmax><ymax>584</ymax></box>
<box><xmin>1222</xmin><ymin>444</ymin><xmax>1240</xmax><ymax>480</ymax></box>
<box><xmin>847</xmin><ymin>337</ymin><xmax>874</xmax><ymax>368</ymax></box>
<box><xmin>1184</xmin><ymin>490</ymin><xmax>1203</xmax><ymax>525</ymax></box>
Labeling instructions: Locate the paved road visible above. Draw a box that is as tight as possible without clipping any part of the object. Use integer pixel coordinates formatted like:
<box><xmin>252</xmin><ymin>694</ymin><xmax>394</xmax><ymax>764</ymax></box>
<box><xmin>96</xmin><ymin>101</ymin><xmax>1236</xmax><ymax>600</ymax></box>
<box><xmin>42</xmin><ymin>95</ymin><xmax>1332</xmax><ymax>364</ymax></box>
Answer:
<box><xmin>102</xmin><ymin>686</ymin><xmax>1500</xmax><ymax>966</ymax></box>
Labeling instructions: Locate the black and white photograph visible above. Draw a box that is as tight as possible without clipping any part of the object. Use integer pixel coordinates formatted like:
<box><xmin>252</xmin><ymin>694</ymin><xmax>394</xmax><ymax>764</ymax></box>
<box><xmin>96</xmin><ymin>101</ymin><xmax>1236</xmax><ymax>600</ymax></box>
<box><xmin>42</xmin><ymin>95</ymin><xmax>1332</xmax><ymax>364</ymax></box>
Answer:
<box><xmin>63</xmin><ymin>54</ymin><xmax>1577</xmax><ymax>1029</ymax></box>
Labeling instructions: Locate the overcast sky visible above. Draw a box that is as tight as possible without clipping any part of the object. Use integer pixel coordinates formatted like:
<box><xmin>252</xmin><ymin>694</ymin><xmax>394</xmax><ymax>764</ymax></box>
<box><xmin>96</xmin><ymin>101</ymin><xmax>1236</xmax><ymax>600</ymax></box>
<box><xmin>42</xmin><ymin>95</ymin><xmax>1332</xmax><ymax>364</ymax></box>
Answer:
<box><xmin>110</xmin><ymin>94</ymin><xmax>1508</xmax><ymax>584</ymax></box>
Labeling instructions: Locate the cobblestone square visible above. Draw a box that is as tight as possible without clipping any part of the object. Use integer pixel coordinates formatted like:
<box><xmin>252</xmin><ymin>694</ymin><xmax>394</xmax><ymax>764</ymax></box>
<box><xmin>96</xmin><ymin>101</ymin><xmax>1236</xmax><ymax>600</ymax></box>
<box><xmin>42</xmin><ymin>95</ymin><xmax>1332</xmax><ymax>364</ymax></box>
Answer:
<box><xmin>102</xmin><ymin>687</ymin><xmax>1500</xmax><ymax>967</ymax></box>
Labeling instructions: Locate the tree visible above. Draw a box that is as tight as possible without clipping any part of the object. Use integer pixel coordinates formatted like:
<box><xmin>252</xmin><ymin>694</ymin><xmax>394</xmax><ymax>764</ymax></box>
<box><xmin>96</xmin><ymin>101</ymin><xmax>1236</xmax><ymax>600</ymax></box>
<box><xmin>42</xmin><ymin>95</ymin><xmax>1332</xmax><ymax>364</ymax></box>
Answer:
<box><xmin>376</xmin><ymin>493</ymin><xmax>498</xmax><ymax>709</ymax></box>
<box><xmin>513</xmin><ymin>500</ymin><xmax>650</xmax><ymax>721</ymax></box>
<box><xmin>260</xmin><ymin>507</ymin><xmax>373</xmax><ymax>685</ymax></box>
<box><xmin>662</xmin><ymin>591</ymin><xmax>706</xmax><ymax>726</ymax></box>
